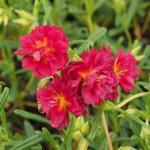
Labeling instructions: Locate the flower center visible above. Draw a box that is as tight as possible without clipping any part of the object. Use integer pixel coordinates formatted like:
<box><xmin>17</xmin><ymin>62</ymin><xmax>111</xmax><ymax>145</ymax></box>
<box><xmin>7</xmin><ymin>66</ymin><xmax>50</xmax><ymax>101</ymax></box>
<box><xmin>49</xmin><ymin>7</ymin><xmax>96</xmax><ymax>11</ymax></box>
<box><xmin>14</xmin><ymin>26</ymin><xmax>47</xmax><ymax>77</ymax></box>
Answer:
<box><xmin>57</xmin><ymin>94</ymin><xmax>71</xmax><ymax>111</ymax></box>
<box><xmin>113</xmin><ymin>63</ymin><xmax>126</xmax><ymax>76</ymax></box>
<box><xmin>79</xmin><ymin>71</ymin><xmax>87</xmax><ymax>79</ymax></box>
<box><xmin>45</xmin><ymin>47</ymin><xmax>54</xmax><ymax>56</ymax></box>
<box><xmin>78</xmin><ymin>67</ymin><xmax>93</xmax><ymax>79</ymax></box>
<box><xmin>35</xmin><ymin>38</ymin><xmax>47</xmax><ymax>48</ymax></box>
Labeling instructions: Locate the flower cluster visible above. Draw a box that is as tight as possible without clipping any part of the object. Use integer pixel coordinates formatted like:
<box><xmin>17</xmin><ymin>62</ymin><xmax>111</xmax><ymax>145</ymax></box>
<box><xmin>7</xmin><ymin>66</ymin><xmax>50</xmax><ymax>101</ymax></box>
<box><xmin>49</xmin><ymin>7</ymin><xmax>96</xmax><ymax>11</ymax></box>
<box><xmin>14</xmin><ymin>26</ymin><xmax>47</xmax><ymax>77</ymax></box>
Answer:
<box><xmin>14</xmin><ymin>25</ymin><xmax>141</xmax><ymax>129</ymax></box>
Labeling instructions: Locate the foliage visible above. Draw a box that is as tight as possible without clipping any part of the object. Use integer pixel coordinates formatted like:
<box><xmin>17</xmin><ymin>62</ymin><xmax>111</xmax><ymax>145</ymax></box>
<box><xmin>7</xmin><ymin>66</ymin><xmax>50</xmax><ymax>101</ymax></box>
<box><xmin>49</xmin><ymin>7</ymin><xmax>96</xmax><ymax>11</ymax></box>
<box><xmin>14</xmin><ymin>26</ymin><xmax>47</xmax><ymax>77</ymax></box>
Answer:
<box><xmin>0</xmin><ymin>0</ymin><xmax>150</xmax><ymax>149</ymax></box>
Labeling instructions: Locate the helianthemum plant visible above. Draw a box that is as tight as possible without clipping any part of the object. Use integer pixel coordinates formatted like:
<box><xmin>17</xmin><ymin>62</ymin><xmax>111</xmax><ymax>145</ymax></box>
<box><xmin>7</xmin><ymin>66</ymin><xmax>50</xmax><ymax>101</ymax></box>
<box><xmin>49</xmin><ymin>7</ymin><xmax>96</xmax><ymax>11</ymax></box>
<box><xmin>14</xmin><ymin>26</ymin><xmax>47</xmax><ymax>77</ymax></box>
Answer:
<box><xmin>14</xmin><ymin>24</ymin><xmax>144</xmax><ymax>150</ymax></box>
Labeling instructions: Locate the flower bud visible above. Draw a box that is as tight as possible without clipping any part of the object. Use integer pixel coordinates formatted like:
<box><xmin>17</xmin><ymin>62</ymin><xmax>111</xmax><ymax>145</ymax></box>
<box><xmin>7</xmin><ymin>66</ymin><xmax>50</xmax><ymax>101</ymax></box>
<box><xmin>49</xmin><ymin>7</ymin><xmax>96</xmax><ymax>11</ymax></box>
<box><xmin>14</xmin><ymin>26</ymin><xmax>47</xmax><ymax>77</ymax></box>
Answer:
<box><xmin>119</xmin><ymin>109</ymin><xmax>138</xmax><ymax>118</ymax></box>
<box><xmin>81</xmin><ymin>122</ymin><xmax>89</xmax><ymax>135</ymax></box>
<box><xmin>131</xmin><ymin>46</ymin><xmax>144</xmax><ymax>61</ymax></box>
<box><xmin>74</xmin><ymin>116</ymin><xmax>85</xmax><ymax>130</ymax></box>
<box><xmin>114</xmin><ymin>0</ymin><xmax>126</xmax><ymax>13</ymax></box>
<box><xmin>118</xmin><ymin>146</ymin><xmax>136</xmax><ymax>150</ymax></box>
<box><xmin>77</xmin><ymin>138</ymin><xmax>88</xmax><ymax>150</ymax></box>
<box><xmin>13</xmin><ymin>18</ymin><xmax>29</xmax><ymax>26</ymax></box>
<box><xmin>140</xmin><ymin>119</ymin><xmax>150</xmax><ymax>144</ymax></box>
<box><xmin>37</xmin><ymin>77</ymin><xmax>53</xmax><ymax>90</ymax></box>
<box><xmin>15</xmin><ymin>9</ymin><xmax>33</xmax><ymax>20</ymax></box>
<box><xmin>134</xmin><ymin>55</ymin><xmax>145</xmax><ymax>61</ymax></box>
<box><xmin>72</xmin><ymin>131</ymin><xmax>82</xmax><ymax>142</ymax></box>
<box><xmin>131</xmin><ymin>46</ymin><xmax>141</xmax><ymax>56</ymax></box>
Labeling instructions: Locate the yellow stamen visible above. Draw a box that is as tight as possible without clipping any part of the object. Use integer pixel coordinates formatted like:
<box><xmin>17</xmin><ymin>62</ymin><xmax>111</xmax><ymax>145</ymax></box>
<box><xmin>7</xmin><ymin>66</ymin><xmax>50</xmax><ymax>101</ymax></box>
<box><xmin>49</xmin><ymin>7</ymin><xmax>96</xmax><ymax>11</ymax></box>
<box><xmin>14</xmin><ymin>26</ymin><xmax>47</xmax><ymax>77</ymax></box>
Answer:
<box><xmin>113</xmin><ymin>63</ymin><xmax>126</xmax><ymax>76</ymax></box>
<box><xmin>45</xmin><ymin>47</ymin><xmax>54</xmax><ymax>56</ymax></box>
<box><xmin>35</xmin><ymin>38</ymin><xmax>47</xmax><ymax>48</ymax></box>
<box><xmin>57</xmin><ymin>94</ymin><xmax>71</xmax><ymax>111</ymax></box>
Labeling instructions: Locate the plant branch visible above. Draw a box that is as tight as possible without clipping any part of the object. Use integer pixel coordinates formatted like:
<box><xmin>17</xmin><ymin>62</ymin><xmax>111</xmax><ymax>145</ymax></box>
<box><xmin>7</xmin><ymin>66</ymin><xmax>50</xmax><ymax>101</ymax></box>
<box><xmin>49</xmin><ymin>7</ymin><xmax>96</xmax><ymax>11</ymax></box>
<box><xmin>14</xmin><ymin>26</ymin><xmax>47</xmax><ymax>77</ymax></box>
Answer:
<box><xmin>102</xmin><ymin>110</ymin><xmax>113</xmax><ymax>150</ymax></box>
<box><xmin>116</xmin><ymin>92</ymin><xmax>150</xmax><ymax>108</ymax></box>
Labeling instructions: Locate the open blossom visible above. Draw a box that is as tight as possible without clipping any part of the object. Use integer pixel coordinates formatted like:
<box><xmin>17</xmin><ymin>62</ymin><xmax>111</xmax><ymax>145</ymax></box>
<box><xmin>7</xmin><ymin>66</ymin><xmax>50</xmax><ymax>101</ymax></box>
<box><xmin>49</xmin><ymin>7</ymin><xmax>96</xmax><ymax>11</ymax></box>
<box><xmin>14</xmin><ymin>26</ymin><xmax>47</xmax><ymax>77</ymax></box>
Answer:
<box><xmin>62</xmin><ymin>46</ymin><xmax>118</xmax><ymax>106</ymax></box>
<box><xmin>36</xmin><ymin>75</ymin><xmax>86</xmax><ymax>129</ymax></box>
<box><xmin>113</xmin><ymin>49</ymin><xmax>141</xmax><ymax>92</ymax></box>
<box><xmin>14</xmin><ymin>25</ymin><xmax>69</xmax><ymax>78</ymax></box>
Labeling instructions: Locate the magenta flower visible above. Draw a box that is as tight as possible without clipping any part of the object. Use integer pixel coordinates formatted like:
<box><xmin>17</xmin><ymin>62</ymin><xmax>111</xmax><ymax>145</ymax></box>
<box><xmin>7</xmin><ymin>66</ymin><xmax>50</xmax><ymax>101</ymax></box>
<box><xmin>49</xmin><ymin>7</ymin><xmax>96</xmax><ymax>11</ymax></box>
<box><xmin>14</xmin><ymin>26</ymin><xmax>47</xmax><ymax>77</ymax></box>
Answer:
<box><xmin>113</xmin><ymin>49</ymin><xmax>141</xmax><ymax>92</ymax></box>
<box><xmin>14</xmin><ymin>25</ymin><xmax>69</xmax><ymax>78</ymax></box>
<box><xmin>62</xmin><ymin>46</ymin><xmax>118</xmax><ymax>106</ymax></box>
<box><xmin>36</xmin><ymin>76</ymin><xmax>86</xmax><ymax>129</ymax></box>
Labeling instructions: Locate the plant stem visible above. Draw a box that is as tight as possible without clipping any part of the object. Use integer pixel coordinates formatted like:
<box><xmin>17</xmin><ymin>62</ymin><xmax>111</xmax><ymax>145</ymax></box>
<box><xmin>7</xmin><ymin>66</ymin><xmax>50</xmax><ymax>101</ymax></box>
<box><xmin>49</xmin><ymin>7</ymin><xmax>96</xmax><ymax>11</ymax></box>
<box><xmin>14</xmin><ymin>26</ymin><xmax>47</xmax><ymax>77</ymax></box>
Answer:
<box><xmin>25</xmin><ymin>73</ymin><xmax>35</xmax><ymax>92</ymax></box>
<box><xmin>86</xmin><ymin>15</ymin><xmax>93</xmax><ymax>34</ymax></box>
<box><xmin>116</xmin><ymin>92</ymin><xmax>150</xmax><ymax>108</ymax></box>
<box><xmin>102</xmin><ymin>110</ymin><xmax>113</xmax><ymax>150</ymax></box>
<box><xmin>125</xmin><ymin>29</ymin><xmax>132</xmax><ymax>46</ymax></box>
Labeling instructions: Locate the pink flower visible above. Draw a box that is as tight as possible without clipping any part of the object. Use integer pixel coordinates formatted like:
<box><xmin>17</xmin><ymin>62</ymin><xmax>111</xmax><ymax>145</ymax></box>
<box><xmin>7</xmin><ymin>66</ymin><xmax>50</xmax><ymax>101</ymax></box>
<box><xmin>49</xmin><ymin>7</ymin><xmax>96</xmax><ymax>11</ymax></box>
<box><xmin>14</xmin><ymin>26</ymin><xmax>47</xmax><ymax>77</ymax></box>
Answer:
<box><xmin>62</xmin><ymin>46</ymin><xmax>118</xmax><ymax>106</ymax></box>
<box><xmin>36</xmin><ymin>75</ymin><xmax>86</xmax><ymax>129</ymax></box>
<box><xmin>113</xmin><ymin>49</ymin><xmax>141</xmax><ymax>92</ymax></box>
<box><xmin>14</xmin><ymin>25</ymin><xmax>69</xmax><ymax>78</ymax></box>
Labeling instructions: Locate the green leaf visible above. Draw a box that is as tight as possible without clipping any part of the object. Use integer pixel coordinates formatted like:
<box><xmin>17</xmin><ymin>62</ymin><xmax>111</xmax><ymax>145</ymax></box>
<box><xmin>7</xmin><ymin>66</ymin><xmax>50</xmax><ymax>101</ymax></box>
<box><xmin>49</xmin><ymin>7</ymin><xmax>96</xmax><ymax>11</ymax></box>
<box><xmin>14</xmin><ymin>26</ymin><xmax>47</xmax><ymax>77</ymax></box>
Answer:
<box><xmin>117</xmin><ymin>108</ymin><xmax>150</xmax><ymax>131</ymax></box>
<box><xmin>24</xmin><ymin>121</ymin><xmax>35</xmax><ymax>137</ymax></box>
<box><xmin>68</xmin><ymin>5</ymin><xmax>85</xmax><ymax>14</ymax></box>
<box><xmin>98</xmin><ymin>132</ymin><xmax>116</xmax><ymax>150</ymax></box>
<box><xmin>67</xmin><ymin>49</ymin><xmax>82</xmax><ymax>62</ymax></box>
<box><xmin>63</xmin><ymin>116</ymin><xmax>75</xmax><ymax>149</ymax></box>
<box><xmin>42</xmin><ymin>6</ymin><xmax>52</xmax><ymax>25</ymax></box>
<box><xmin>10</xmin><ymin>134</ymin><xmax>42</xmax><ymax>150</ymax></box>
<box><xmin>88</xmin><ymin>107</ymin><xmax>103</xmax><ymax>140</ymax></box>
<box><xmin>66</xmin><ymin>136</ymin><xmax>72</xmax><ymax>150</ymax></box>
<box><xmin>108</xmin><ymin>27</ymin><xmax>124</xmax><ymax>37</ymax></box>
<box><xmin>77</xmin><ymin>27</ymin><xmax>107</xmax><ymax>55</ymax></box>
<box><xmin>0</xmin><ymin>87</ymin><xmax>9</xmax><ymax>111</ymax></box>
<box><xmin>36</xmin><ymin>127</ymin><xmax>61</xmax><ymax>150</ymax></box>
<box><xmin>128</xmin><ymin>120</ymin><xmax>140</xmax><ymax>136</ymax></box>
<box><xmin>14</xmin><ymin>109</ymin><xmax>50</xmax><ymax>125</ymax></box>
<box><xmin>0</xmin><ymin>40</ymin><xmax>19</xmax><ymax>49</ymax></box>
<box><xmin>29</xmin><ymin>144</ymin><xmax>42</xmax><ymax>150</ymax></box>
<box><xmin>139</xmin><ymin>45</ymin><xmax>150</xmax><ymax>66</ymax></box>
<box><xmin>0</xmin><ymin>108</ymin><xmax>7</xmax><ymax>135</ymax></box>
<box><xmin>127</xmin><ymin>0</ymin><xmax>140</xmax><ymax>26</ymax></box>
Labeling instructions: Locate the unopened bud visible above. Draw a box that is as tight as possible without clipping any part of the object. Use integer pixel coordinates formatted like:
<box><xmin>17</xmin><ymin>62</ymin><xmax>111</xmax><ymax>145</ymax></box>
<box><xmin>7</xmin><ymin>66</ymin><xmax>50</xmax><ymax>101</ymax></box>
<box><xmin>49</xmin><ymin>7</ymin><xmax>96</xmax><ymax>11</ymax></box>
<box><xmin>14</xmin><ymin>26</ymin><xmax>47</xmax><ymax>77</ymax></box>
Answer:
<box><xmin>15</xmin><ymin>9</ymin><xmax>33</xmax><ymax>20</ymax></box>
<box><xmin>77</xmin><ymin>138</ymin><xmax>88</xmax><ymax>150</ymax></box>
<box><xmin>74</xmin><ymin>116</ymin><xmax>84</xmax><ymax>130</ymax></box>
<box><xmin>119</xmin><ymin>109</ymin><xmax>138</xmax><ymax>118</ymax></box>
<box><xmin>72</xmin><ymin>131</ymin><xmax>82</xmax><ymax>142</ymax></box>
<box><xmin>81</xmin><ymin>122</ymin><xmax>89</xmax><ymax>135</ymax></box>
<box><xmin>140</xmin><ymin>119</ymin><xmax>150</xmax><ymax>144</ymax></box>
<box><xmin>118</xmin><ymin>146</ymin><xmax>136</xmax><ymax>150</ymax></box>
<box><xmin>131</xmin><ymin>46</ymin><xmax>141</xmax><ymax>56</ymax></box>
<box><xmin>13</xmin><ymin>18</ymin><xmax>29</xmax><ymax>26</ymax></box>
<box><xmin>134</xmin><ymin>55</ymin><xmax>144</xmax><ymax>61</ymax></box>
<box><xmin>37</xmin><ymin>77</ymin><xmax>52</xmax><ymax>90</ymax></box>
<box><xmin>3</xmin><ymin>14</ymin><xmax>8</xmax><ymax>26</ymax></box>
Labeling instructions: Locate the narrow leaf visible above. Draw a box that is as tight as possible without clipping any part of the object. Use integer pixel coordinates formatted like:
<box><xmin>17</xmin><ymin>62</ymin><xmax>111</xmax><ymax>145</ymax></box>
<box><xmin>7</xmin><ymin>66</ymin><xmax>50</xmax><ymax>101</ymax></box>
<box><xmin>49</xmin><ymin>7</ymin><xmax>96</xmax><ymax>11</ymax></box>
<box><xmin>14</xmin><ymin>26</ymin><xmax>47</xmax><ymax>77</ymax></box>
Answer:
<box><xmin>10</xmin><ymin>134</ymin><xmax>42</xmax><ymax>150</ymax></box>
<box><xmin>24</xmin><ymin>121</ymin><xmax>35</xmax><ymax>137</ymax></box>
<box><xmin>88</xmin><ymin>108</ymin><xmax>103</xmax><ymax>140</ymax></box>
<box><xmin>78</xmin><ymin>27</ymin><xmax>107</xmax><ymax>55</ymax></box>
<box><xmin>42</xmin><ymin>6</ymin><xmax>52</xmax><ymax>25</ymax></box>
<box><xmin>117</xmin><ymin>108</ymin><xmax>150</xmax><ymax>131</ymax></box>
<box><xmin>36</xmin><ymin>127</ymin><xmax>61</xmax><ymax>150</ymax></box>
<box><xmin>127</xmin><ymin>0</ymin><xmax>139</xmax><ymax>26</ymax></box>
<box><xmin>0</xmin><ymin>87</ymin><xmax>9</xmax><ymax>111</ymax></box>
<box><xmin>14</xmin><ymin>109</ymin><xmax>50</xmax><ymax>125</ymax></box>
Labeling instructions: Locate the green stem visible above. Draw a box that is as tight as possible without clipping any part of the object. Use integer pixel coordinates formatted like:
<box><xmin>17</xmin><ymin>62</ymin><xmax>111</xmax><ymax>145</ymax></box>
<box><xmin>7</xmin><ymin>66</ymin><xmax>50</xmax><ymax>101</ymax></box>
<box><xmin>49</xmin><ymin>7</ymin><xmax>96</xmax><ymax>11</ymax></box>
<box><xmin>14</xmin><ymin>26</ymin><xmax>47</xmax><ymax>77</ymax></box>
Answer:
<box><xmin>125</xmin><ymin>29</ymin><xmax>132</xmax><ymax>46</ymax></box>
<box><xmin>0</xmin><ymin>107</ymin><xmax>8</xmax><ymax>136</ymax></box>
<box><xmin>102</xmin><ymin>110</ymin><xmax>113</xmax><ymax>150</ymax></box>
<box><xmin>25</xmin><ymin>73</ymin><xmax>35</xmax><ymax>92</ymax></box>
<box><xmin>86</xmin><ymin>15</ymin><xmax>93</xmax><ymax>34</ymax></box>
<box><xmin>142</xmin><ymin>10</ymin><xmax>150</xmax><ymax>34</ymax></box>
<box><xmin>116</xmin><ymin>92</ymin><xmax>150</xmax><ymax>108</ymax></box>
<box><xmin>19</xmin><ymin>73</ymin><xmax>35</xmax><ymax>109</ymax></box>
